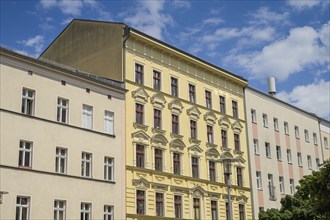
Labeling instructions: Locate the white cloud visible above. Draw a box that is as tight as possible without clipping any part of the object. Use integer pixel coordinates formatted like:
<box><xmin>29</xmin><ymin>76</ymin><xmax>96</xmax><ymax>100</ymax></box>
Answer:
<box><xmin>18</xmin><ymin>35</ymin><xmax>45</xmax><ymax>56</ymax></box>
<box><xmin>202</xmin><ymin>17</ymin><xmax>224</xmax><ymax>26</ymax></box>
<box><xmin>248</xmin><ymin>7</ymin><xmax>290</xmax><ymax>25</ymax></box>
<box><xmin>287</xmin><ymin>0</ymin><xmax>321</xmax><ymax>10</ymax></box>
<box><xmin>172</xmin><ymin>0</ymin><xmax>191</xmax><ymax>9</ymax></box>
<box><xmin>40</xmin><ymin>0</ymin><xmax>57</xmax><ymax>9</ymax></box>
<box><xmin>277</xmin><ymin>80</ymin><xmax>330</xmax><ymax>119</ymax></box>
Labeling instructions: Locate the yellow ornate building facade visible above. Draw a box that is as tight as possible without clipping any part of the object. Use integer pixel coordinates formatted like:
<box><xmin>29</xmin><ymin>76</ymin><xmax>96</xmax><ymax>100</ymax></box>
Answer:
<box><xmin>41</xmin><ymin>19</ymin><xmax>253</xmax><ymax>219</ymax></box>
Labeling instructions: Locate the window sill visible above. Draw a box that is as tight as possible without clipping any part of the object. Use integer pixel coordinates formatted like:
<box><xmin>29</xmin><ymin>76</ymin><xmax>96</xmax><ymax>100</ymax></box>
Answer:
<box><xmin>171</xmin><ymin>133</ymin><xmax>183</xmax><ymax>139</ymax></box>
<box><xmin>206</xmin><ymin>143</ymin><xmax>217</xmax><ymax>148</ymax></box>
<box><xmin>189</xmin><ymin>138</ymin><xmax>201</xmax><ymax>144</ymax></box>
<box><xmin>234</xmin><ymin>149</ymin><xmax>244</xmax><ymax>155</ymax></box>
<box><xmin>18</xmin><ymin>166</ymin><xmax>31</xmax><ymax>169</ymax></box>
<box><xmin>134</xmin><ymin>122</ymin><xmax>148</xmax><ymax>131</ymax></box>
<box><xmin>152</xmin><ymin>127</ymin><xmax>166</xmax><ymax>134</ymax></box>
<box><xmin>221</xmin><ymin>147</ymin><xmax>231</xmax><ymax>152</ymax></box>
<box><xmin>266</xmin><ymin>156</ymin><xmax>272</xmax><ymax>159</ymax></box>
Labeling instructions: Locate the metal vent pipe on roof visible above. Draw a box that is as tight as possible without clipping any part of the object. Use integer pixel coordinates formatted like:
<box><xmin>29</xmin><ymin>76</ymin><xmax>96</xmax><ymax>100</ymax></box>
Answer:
<box><xmin>268</xmin><ymin>77</ymin><xmax>276</xmax><ymax>97</ymax></box>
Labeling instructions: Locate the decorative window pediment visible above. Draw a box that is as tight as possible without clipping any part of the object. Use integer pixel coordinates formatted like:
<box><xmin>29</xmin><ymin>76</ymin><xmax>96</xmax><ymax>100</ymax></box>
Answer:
<box><xmin>151</xmin><ymin>134</ymin><xmax>168</xmax><ymax>149</ymax></box>
<box><xmin>204</xmin><ymin>111</ymin><xmax>217</xmax><ymax>125</ymax></box>
<box><xmin>236</xmin><ymin>195</ymin><xmax>248</xmax><ymax>203</ymax></box>
<box><xmin>187</xmin><ymin>106</ymin><xmax>201</xmax><ymax>120</ymax></box>
<box><xmin>170</xmin><ymin>139</ymin><xmax>186</xmax><ymax>151</ymax></box>
<box><xmin>168</xmin><ymin>99</ymin><xmax>184</xmax><ymax>114</ymax></box>
<box><xmin>132</xmin><ymin>130</ymin><xmax>150</xmax><ymax>145</ymax></box>
<box><xmin>132</xmin><ymin>177</ymin><xmax>150</xmax><ymax>189</ymax></box>
<box><xmin>191</xmin><ymin>186</ymin><xmax>207</xmax><ymax>197</ymax></box>
<box><xmin>151</xmin><ymin>93</ymin><xmax>166</xmax><ymax>109</ymax></box>
<box><xmin>188</xmin><ymin>145</ymin><xmax>203</xmax><ymax>156</ymax></box>
<box><xmin>220</xmin><ymin>152</ymin><xmax>234</xmax><ymax>159</ymax></box>
<box><xmin>234</xmin><ymin>156</ymin><xmax>246</xmax><ymax>167</ymax></box>
<box><xmin>206</xmin><ymin>148</ymin><xmax>220</xmax><ymax>160</ymax></box>
<box><xmin>232</xmin><ymin>120</ymin><xmax>243</xmax><ymax>133</ymax></box>
<box><xmin>219</xmin><ymin>116</ymin><xmax>231</xmax><ymax>130</ymax></box>
<box><xmin>132</xmin><ymin>87</ymin><xmax>149</xmax><ymax>104</ymax></box>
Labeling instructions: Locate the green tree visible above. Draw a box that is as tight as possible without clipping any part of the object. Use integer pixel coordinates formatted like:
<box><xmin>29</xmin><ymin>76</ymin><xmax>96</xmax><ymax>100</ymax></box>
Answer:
<box><xmin>259</xmin><ymin>159</ymin><xmax>330</xmax><ymax>220</ymax></box>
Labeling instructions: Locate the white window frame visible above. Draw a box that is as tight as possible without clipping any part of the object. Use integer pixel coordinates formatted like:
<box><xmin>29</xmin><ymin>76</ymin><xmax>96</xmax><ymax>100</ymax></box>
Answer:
<box><xmin>81</xmin><ymin>203</ymin><xmax>92</xmax><ymax>220</ymax></box>
<box><xmin>287</xmin><ymin>149</ymin><xmax>292</xmax><ymax>164</ymax></box>
<box><xmin>21</xmin><ymin>88</ymin><xmax>35</xmax><ymax>116</ymax></box>
<box><xmin>104</xmin><ymin>157</ymin><xmax>114</xmax><ymax>181</ymax></box>
<box><xmin>54</xmin><ymin>200</ymin><xmax>66</xmax><ymax>220</ymax></box>
<box><xmin>324</xmin><ymin>137</ymin><xmax>329</xmax><ymax>149</ymax></box>
<box><xmin>81</xmin><ymin>152</ymin><xmax>92</xmax><ymax>178</ymax></box>
<box><xmin>262</xmin><ymin>113</ymin><xmax>268</xmax><ymax>127</ymax></box>
<box><xmin>297</xmin><ymin>152</ymin><xmax>302</xmax><ymax>167</ymax></box>
<box><xmin>273</xmin><ymin>117</ymin><xmax>279</xmax><ymax>131</ymax></box>
<box><xmin>256</xmin><ymin>171</ymin><xmax>262</xmax><ymax>189</ymax></box>
<box><xmin>265</xmin><ymin>142</ymin><xmax>271</xmax><ymax>158</ymax></box>
<box><xmin>284</xmin><ymin>122</ymin><xmax>289</xmax><ymax>135</ymax></box>
<box><xmin>304</xmin><ymin>129</ymin><xmax>309</xmax><ymax>142</ymax></box>
<box><xmin>313</xmin><ymin>133</ymin><xmax>318</xmax><ymax>145</ymax></box>
<box><xmin>19</xmin><ymin>140</ymin><xmax>33</xmax><ymax>168</ymax></box>
<box><xmin>16</xmin><ymin>196</ymin><xmax>30</xmax><ymax>220</ymax></box>
<box><xmin>104</xmin><ymin>205</ymin><xmax>114</xmax><ymax>220</ymax></box>
<box><xmin>307</xmin><ymin>155</ymin><xmax>312</xmax><ymax>169</ymax></box>
<box><xmin>316</xmin><ymin>158</ymin><xmax>320</xmax><ymax>171</ymax></box>
<box><xmin>276</xmin><ymin>145</ymin><xmax>281</xmax><ymax>161</ymax></box>
<box><xmin>55</xmin><ymin>147</ymin><xmax>67</xmax><ymax>174</ymax></box>
<box><xmin>290</xmin><ymin>179</ymin><xmax>295</xmax><ymax>194</ymax></box>
<box><xmin>253</xmin><ymin>139</ymin><xmax>259</xmax><ymax>155</ymax></box>
<box><xmin>294</xmin><ymin>126</ymin><xmax>299</xmax><ymax>138</ymax></box>
<box><xmin>251</xmin><ymin>109</ymin><xmax>257</xmax><ymax>123</ymax></box>
<box><xmin>279</xmin><ymin>176</ymin><xmax>285</xmax><ymax>194</ymax></box>
<box><xmin>104</xmin><ymin>111</ymin><xmax>114</xmax><ymax>135</ymax></box>
<box><xmin>82</xmin><ymin>105</ymin><xmax>93</xmax><ymax>129</ymax></box>
<box><xmin>57</xmin><ymin>98</ymin><xmax>69</xmax><ymax>123</ymax></box>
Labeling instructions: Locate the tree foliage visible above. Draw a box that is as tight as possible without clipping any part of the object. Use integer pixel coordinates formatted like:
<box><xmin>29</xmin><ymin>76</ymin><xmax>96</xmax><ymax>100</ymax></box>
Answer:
<box><xmin>259</xmin><ymin>159</ymin><xmax>330</xmax><ymax>220</ymax></box>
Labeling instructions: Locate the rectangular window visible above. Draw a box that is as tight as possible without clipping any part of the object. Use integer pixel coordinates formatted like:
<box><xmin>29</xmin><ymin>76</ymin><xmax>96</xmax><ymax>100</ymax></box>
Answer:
<box><xmin>154</xmin><ymin>109</ymin><xmax>162</xmax><ymax>129</ymax></box>
<box><xmin>290</xmin><ymin>179</ymin><xmax>295</xmax><ymax>194</ymax></box>
<box><xmin>82</xmin><ymin>105</ymin><xmax>93</xmax><ymax>129</ymax></box>
<box><xmin>153</xmin><ymin>70</ymin><xmax>161</xmax><ymax>90</ymax></box>
<box><xmin>136</xmin><ymin>190</ymin><xmax>145</xmax><ymax>214</ymax></box>
<box><xmin>21</xmin><ymin>88</ymin><xmax>35</xmax><ymax>116</ymax></box>
<box><xmin>284</xmin><ymin>122</ymin><xmax>289</xmax><ymax>135</ymax></box>
<box><xmin>234</xmin><ymin>133</ymin><xmax>240</xmax><ymax>151</ymax></box>
<box><xmin>251</xmin><ymin>109</ymin><xmax>257</xmax><ymax>123</ymax></box>
<box><xmin>279</xmin><ymin>176</ymin><xmax>285</xmax><ymax>194</ymax></box>
<box><xmin>256</xmin><ymin>171</ymin><xmax>262</xmax><ymax>189</ymax></box>
<box><xmin>81</xmin><ymin>152</ymin><xmax>92</xmax><ymax>178</ymax></box>
<box><xmin>155</xmin><ymin>148</ymin><xmax>163</xmax><ymax>171</ymax></box>
<box><xmin>287</xmin><ymin>149</ymin><xmax>292</xmax><ymax>164</ymax></box>
<box><xmin>57</xmin><ymin>98</ymin><xmax>68</xmax><ymax>123</ymax></box>
<box><xmin>189</xmin><ymin>84</ymin><xmax>196</xmax><ymax>103</ymax></box>
<box><xmin>239</xmin><ymin>204</ymin><xmax>245</xmax><ymax>220</ymax></box>
<box><xmin>135</xmin><ymin>104</ymin><xmax>144</xmax><ymax>125</ymax></box>
<box><xmin>16</xmin><ymin>196</ymin><xmax>30</xmax><ymax>220</ymax></box>
<box><xmin>253</xmin><ymin>139</ymin><xmax>259</xmax><ymax>154</ymax></box>
<box><xmin>55</xmin><ymin>147</ymin><xmax>67</xmax><ymax>174</ymax></box>
<box><xmin>324</xmin><ymin>137</ymin><xmax>329</xmax><ymax>148</ymax></box>
<box><xmin>313</xmin><ymin>133</ymin><xmax>318</xmax><ymax>145</ymax></box>
<box><xmin>222</xmin><ymin>130</ymin><xmax>228</xmax><ymax>148</ymax></box>
<box><xmin>54</xmin><ymin>200</ymin><xmax>66</xmax><ymax>220</ymax></box>
<box><xmin>237</xmin><ymin>167</ymin><xmax>243</xmax><ymax>187</ymax></box>
<box><xmin>207</xmin><ymin>125</ymin><xmax>214</xmax><ymax>144</ymax></box>
<box><xmin>205</xmin><ymin>90</ymin><xmax>212</xmax><ymax>108</ymax></box>
<box><xmin>262</xmin><ymin>114</ymin><xmax>268</xmax><ymax>127</ymax></box>
<box><xmin>273</xmin><ymin>118</ymin><xmax>279</xmax><ymax>131</ymax></box>
<box><xmin>211</xmin><ymin>201</ymin><xmax>218</xmax><ymax>220</ymax></box>
<box><xmin>173</xmin><ymin>153</ymin><xmax>181</xmax><ymax>175</ymax></box>
<box><xmin>304</xmin><ymin>129</ymin><xmax>309</xmax><ymax>142</ymax></box>
<box><xmin>220</xmin><ymin>95</ymin><xmax>226</xmax><ymax>114</ymax></box>
<box><xmin>276</xmin><ymin>146</ymin><xmax>281</xmax><ymax>160</ymax></box>
<box><xmin>190</xmin><ymin>120</ymin><xmax>197</xmax><ymax>139</ymax></box>
<box><xmin>104</xmin><ymin>111</ymin><xmax>114</xmax><ymax>135</ymax></box>
<box><xmin>268</xmin><ymin>174</ymin><xmax>275</xmax><ymax>200</ymax></box>
<box><xmin>316</xmin><ymin>158</ymin><xmax>320</xmax><ymax>171</ymax></box>
<box><xmin>307</xmin><ymin>155</ymin><xmax>312</xmax><ymax>169</ymax></box>
<box><xmin>171</xmin><ymin>77</ymin><xmax>178</xmax><ymax>97</ymax></box>
<box><xmin>135</xmin><ymin>63</ymin><xmax>144</xmax><ymax>85</ymax></box>
<box><xmin>19</xmin><ymin>140</ymin><xmax>32</xmax><ymax>168</ymax></box>
<box><xmin>265</xmin><ymin>142</ymin><xmax>271</xmax><ymax>158</ymax></box>
<box><xmin>209</xmin><ymin>161</ymin><xmax>216</xmax><ymax>181</ymax></box>
<box><xmin>172</xmin><ymin>114</ymin><xmax>179</xmax><ymax>134</ymax></box>
<box><xmin>297</xmin><ymin>153</ymin><xmax>302</xmax><ymax>167</ymax></box>
<box><xmin>232</xmin><ymin>100</ymin><xmax>238</xmax><ymax>118</ymax></box>
<box><xmin>104</xmin><ymin>157</ymin><xmax>114</xmax><ymax>181</ymax></box>
<box><xmin>192</xmin><ymin>157</ymin><xmax>199</xmax><ymax>178</ymax></box>
<box><xmin>294</xmin><ymin>126</ymin><xmax>299</xmax><ymax>138</ymax></box>
<box><xmin>80</xmin><ymin>203</ymin><xmax>91</xmax><ymax>220</ymax></box>
<box><xmin>174</xmin><ymin>195</ymin><xmax>182</xmax><ymax>218</ymax></box>
<box><xmin>136</xmin><ymin>145</ymin><xmax>145</xmax><ymax>168</ymax></box>
<box><xmin>155</xmin><ymin>193</ymin><xmax>164</xmax><ymax>217</ymax></box>
<box><xmin>104</xmin><ymin>205</ymin><xmax>114</xmax><ymax>220</ymax></box>
<box><xmin>193</xmin><ymin>198</ymin><xmax>201</xmax><ymax>220</ymax></box>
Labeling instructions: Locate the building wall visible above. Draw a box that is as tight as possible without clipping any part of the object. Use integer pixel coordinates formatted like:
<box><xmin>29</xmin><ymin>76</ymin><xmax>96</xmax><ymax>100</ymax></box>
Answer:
<box><xmin>245</xmin><ymin>87</ymin><xmax>323</xmax><ymax>218</ymax></box>
<box><xmin>320</xmin><ymin>121</ymin><xmax>330</xmax><ymax>161</ymax></box>
<box><xmin>0</xmin><ymin>51</ymin><xmax>126</xmax><ymax>220</ymax></box>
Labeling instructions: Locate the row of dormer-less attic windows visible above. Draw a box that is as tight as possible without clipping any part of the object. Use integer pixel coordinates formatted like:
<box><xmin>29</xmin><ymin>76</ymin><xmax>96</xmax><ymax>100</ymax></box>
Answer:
<box><xmin>21</xmin><ymin>88</ymin><xmax>114</xmax><ymax>134</ymax></box>
<box><xmin>250</xmin><ymin>109</ymin><xmax>324</xmax><ymax>145</ymax></box>
<box><xmin>135</xmin><ymin>63</ymin><xmax>239</xmax><ymax>118</ymax></box>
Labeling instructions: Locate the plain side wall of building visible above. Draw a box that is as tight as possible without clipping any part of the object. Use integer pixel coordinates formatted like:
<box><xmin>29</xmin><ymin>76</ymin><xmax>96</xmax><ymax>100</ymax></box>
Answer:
<box><xmin>320</xmin><ymin>121</ymin><xmax>330</xmax><ymax>161</ymax></box>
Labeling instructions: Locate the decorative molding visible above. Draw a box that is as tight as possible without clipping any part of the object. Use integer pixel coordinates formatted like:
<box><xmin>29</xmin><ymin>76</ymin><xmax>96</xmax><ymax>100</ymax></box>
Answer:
<box><xmin>170</xmin><ymin>139</ymin><xmax>186</xmax><ymax>151</ymax></box>
<box><xmin>151</xmin><ymin>183</ymin><xmax>169</xmax><ymax>191</ymax></box>
<box><xmin>170</xmin><ymin>133</ymin><xmax>183</xmax><ymax>139</ymax></box>
<box><xmin>132</xmin><ymin>130</ymin><xmax>150</xmax><ymax>145</ymax></box>
<box><xmin>133</xmin><ymin>122</ymin><xmax>148</xmax><ymax>131</ymax></box>
<box><xmin>219</xmin><ymin>116</ymin><xmax>231</xmax><ymax>130</ymax></box>
<box><xmin>151</xmin><ymin>134</ymin><xmax>168</xmax><ymax>149</ymax></box>
<box><xmin>132</xmin><ymin>87</ymin><xmax>149</xmax><ymax>104</ymax></box>
<box><xmin>204</xmin><ymin>111</ymin><xmax>217</xmax><ymax>125</ymax></box>
<box><xmin>168</xmin><ymin>99</ymin><xmax>184</xmax><ymax>114</ymax></box>
<box><xmin>151</xmin><ymin>127</ymin><xmax>166</xmax><ymax>135</ymax></box>
<box><xmin>189</xmin><ymin>138</ymin><xmax>201</xmax><ymax>145</ymax></box>
<box><xmin>232</xmin><ymin>120</ymin><xmax>243</xmax><ymax>133</ymax></box>
<box><xmin>151</xmin><ymin>93</ymin><xmax>167</xmax><ymax>109</ymax></box>
<box><xmin>206</xmin><ymin>148</ymin><xmax>221</xmax><ymax>160</ymax></box>
<box><xmin>188</xmin><ymin>145</ymin><xmax>203</xmax><ymax>156</ymax></box>
<box><xmin>132</xmin><ymin>177</ymin><xmax>150</xmax><ymax>189</ymax></box>
<box><xmin>187</xmin><ymin>105</ymin><xmax>201</xmax><ymax>120</ymax></box>
<box><xmin>206</xmin><ymin>142</ymin><xmax>218</xmax><ymax>148</ymax></box>
<box><xmin>191</xmin><ymin>185</ymin><xmax>207</xmax><ymax>198</ymax></box>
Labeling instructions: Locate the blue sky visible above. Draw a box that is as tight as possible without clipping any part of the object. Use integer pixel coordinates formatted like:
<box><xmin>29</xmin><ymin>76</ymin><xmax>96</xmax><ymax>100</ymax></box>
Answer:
<box><xmin>1</xmin><ymin>0</ymin><xmax>329</xmax><ymax>119</ymax></box>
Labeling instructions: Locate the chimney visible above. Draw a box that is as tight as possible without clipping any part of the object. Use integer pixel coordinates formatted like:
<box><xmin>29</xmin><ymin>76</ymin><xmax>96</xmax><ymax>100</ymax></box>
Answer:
<box><xmin>267</xmin><ymin>77</ymin><xmax>276</xmax><ymax>97</ymax></box>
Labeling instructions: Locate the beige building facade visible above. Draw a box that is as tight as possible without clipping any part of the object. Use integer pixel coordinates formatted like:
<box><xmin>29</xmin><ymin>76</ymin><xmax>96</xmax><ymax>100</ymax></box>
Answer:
<box><xmin>0</xmin><ymin>48</ymin><xmax>126</xmax><ymax>220</ymax></box>
<box><xmin>320</xmin><ymin>119</ymin><xmax>330</xmax><ymax>161</ymax></box>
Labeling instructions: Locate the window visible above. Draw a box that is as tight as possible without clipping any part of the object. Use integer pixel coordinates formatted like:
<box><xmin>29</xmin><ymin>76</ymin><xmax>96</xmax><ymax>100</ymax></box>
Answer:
<box><xmin>273</xmin><ymin>118</ymin><xmax>279</xmax><ymax>131</ymax></box>
<box><xmin>276</xmin><ymin>146</ymin><xmax>281</xmax><ymax>160</ymax></box>
<box><xmin>211</xmin><ymin>201</ymin><xmax>218</xmax><ymax>220</ymax></box>
<box><xmin>136</xmin><ymin>190</ymin><xmax>145</xmax><ymax>214</ymax></box>
<box><xmin>193</xmin><ymin>198</ymin><xmax>201</xmax><ymax>220</ymax></box>
<box><xmin>253</xmin><ymin>139</ymin><xmax>259</xmax><ymax>154</ymax></box>
<box><xmin>16</xmin><ymin>196</ymin><xmax>30</xmax><ymax>220</ymax></box>
<box><xmin>171</xmin><ymin>77</ymin><xmax>178</xmax><ymax>97</ymax></box>
<box><xmin>237</xmin><ymin>167</ymin><xmax>243</xmax><ymax>187</ymax></box>
<box><xmin>234</xmin><ymin>133</ymin><xmax>240</xmax><ymax>151</ymax></box>
<box><xmin>313</xmin><ymin>133</ymin><xmax>318</xmax><ymax>145</ymax></box>
<box><xmin>174</xmin><ymin>195</ymin><xmax>182</xmax><ymax>218</ymax></box>
<box><xmin>232</xmin><ymin>100</ymin><xmax>238</xmax><ymax>118</ymax></box>
<box><xmin>135</xmin><ymin>63</ymin><xmax>144</xmax><ymax>84</ymax></box>
<box><xmin>265</xmin><ymin>142</ymin><xmax>271</xmax><ymax>158</ymax></box>
<box><xmin>287</xmin><ymin>149</ymin><xmax>292</xmax><ymax>164</ymax></box>
<box><xmin>239</xmin><ymin>204</ymin><xmax>245</xmax><ymax>220</ymax></box>
<box><xmin>304</xmin><ymin>129</ymin><xmax>309</xmax><ymax>142</ymax></box>
<box><xmin>221</xmin><ymin>130</ymin><xmax>228</xmax><ymax>148</ymax></box>
<box><xmin>259</xmin><ymin>207</ymin><xmax>265</xmax><ymax>212</ymax></box>
<box><xmin>279</xmin><ymin>176</ymin><xmax>285</xmax><ymax>194</ymax></box>
<box><xmin>284</xmin><ymin>122</ymin><xmax>289</xmax><ymax>135</ymax></box>
<box><xmin>190</xmin><ymin>120</ymin><xmax>197</xmax><ymax>139</ymax></box>
<box><xmin>172</xmin><ymin>114</ymin><xmax>179</xmax><ymax>134</ymax></box>
<box><xmin>18</xmin><ymin>140</ymin><xmax>32</xmax><ymax>168</ymax></box>
<box><xmin>316</xmin><ymin>158</ymin><xmax>320</xmax><ymax>171</ymax></box>
<box><xmin>54</xmin><ymin>200</ymin><xmax>66</xmax><ymax>220</ymax></box>
<box><xmin>82</xmin><ymin>105</ymin><xmax>93</xmax><ymax>129</ymax></box>
<box><xmin>307</xmin><ymin>155</ymin><xmax>312</xmax><ymax>169</ymax></box>
<box><xmin>104</xmin><ymin>205</ymin><xmax>114</xmax><ymax>220</ymax></box>
<box><xmin>104</xmin><ymin>157</ymin><xmax>114</xmax><ymax>181</ymax></box>
<box><xmin>104</xmin><ymin>111</ymin><xmax>114</xmax><ymax>135</ymax></box>
<box><xmin>209</xmin><ymin>161</ymin><xmax>216</xmax><ymax>181</ymax></box>
<box><xmin>21</xmin><ymin>88</ymin><xmax>35</xmax><ymax>115</ymax></box>
<box><xmin>192</xmin><ymin>157</ymin><xmax>199</xmax><ymax>178</ymax></box>
<box><xmin>297</xmin><ymin>153</ymin><xmax>302</xmax><ymax>167</ymax></box>
<box><xmin>135</xmin><ymin>104</ymin><xmax>144</xmax><ymax>124</ymax></box>
<box><xmin>324</xmin><ymin>137</ymin><xmax>329</xmax><ymax>148</ymax></box>
<box><xmin>81</xmin><ymin>152</ymin><xmax>92</xmax><ymax>177</ymax></box>
<box><xmin>294</xmin><ymin>126</ymin><xmax>299</xmax><ymax>138</ymax></box>
<box><xmin>290</xmin><ymin>179</ymin><xmax>295</xmax><ymax>194</ymax></box>
<box><xmin>207</xmin><ymin>125</ymin><xmax>214</xmax><ymax>144</ymax></box>
<box><xmin>205</xmin><ymin>90</ymin><xmax>212</xmax><ymax>108</ymax></box>
<box><xmin>136</xmin><ymin>145</ymin><xmax>145</xmax><ymax>168</ymax></box>
<box><xmin>153</xmin><ymin>109</ymin><xmax>162</xmax><ymax>129</ymax></box>
<box><xmin>173</xmin><ymin>153</ymin><xmax>181</xmax><ymax>175</ymax></box>
<box><xmin>81</xmin><ymin>203</ymin><xmax>91</xmax><ymax>220</ymax></box>
<box><xmin>155</xmin><ymin>148</ymin><xmax>163</xmax><ymax>171</ymax></box>
<box><xmin>153</xmin><ymin>70</ymin><xmax>161</xmax><ymax>90</ymax></box>
<box><xmin>268</xmin><ymin>174</ymin><xmax>275</xmax><ymax>200</ymax></box>
<box><xmin>262</xmin><ymin>114</ymin><xmax>268</xmax><ymax>127</ymax></box>
<box><xmin>155</xmin><ymin>193</ymin><xmax>164</xmax><ymax>217</ymax></box>
<box><xmin>256</xmin><ymin>171</ymin><xmax>262</xmax><ymax>189</ymax></box>
<box><xmin>189</xmin><ymin>84</ymin><xmax>196</xmax><ymax>103</ymax></box>
<box><xmin>57</xmin><ymin>98</ymin><xmax>68</xmax><ymax>123</ymax></box>
<box><xmin>55</xmin><ymin>147</ymin><xmax>67</xmax><ymax>174</ymax></box>
<box><xmin>251</xmin><ymin>109</ymin><xmax>257</xmax><ymax>123</ymax></box>
<box><xmin>219</xmin><ymin>96</ymin><xmax>226</xmax><ymax>114</ymax></box>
